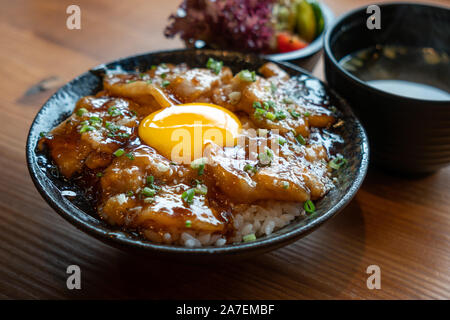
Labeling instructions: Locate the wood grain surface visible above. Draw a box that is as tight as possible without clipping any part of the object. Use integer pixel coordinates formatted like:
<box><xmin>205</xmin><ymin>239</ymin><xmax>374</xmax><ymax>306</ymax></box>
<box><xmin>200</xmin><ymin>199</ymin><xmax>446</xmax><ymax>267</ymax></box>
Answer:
<box><xmin>0</xmin><ymin>0</ymin><xmax>449</xmax><ymax>300</ymax></box>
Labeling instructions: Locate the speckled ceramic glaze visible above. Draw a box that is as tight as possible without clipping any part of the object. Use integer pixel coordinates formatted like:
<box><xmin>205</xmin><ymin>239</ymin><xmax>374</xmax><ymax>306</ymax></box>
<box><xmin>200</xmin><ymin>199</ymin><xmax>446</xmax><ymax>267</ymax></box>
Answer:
<box><xmin>26</xmin><ymin>49</ymin><xmax>369</xmax><ymax>260</ymax></box>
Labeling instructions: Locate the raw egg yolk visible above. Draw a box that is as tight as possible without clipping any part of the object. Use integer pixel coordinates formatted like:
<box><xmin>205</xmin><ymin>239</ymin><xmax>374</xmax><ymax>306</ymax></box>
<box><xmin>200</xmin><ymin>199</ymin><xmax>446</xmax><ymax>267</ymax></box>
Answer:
<box><xmin>139</xmin><ymin>103</ymin><xmax>242</xmax><ymax>163</ymax></box>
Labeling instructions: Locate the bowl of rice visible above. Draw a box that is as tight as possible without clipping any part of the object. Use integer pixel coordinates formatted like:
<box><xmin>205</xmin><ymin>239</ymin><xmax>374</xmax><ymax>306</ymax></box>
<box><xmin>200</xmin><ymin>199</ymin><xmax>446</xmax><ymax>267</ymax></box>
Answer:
<box><xmin>27</xmin><ymin>49</ymin><xmax>369</xmax><ymax>260</ymax></box>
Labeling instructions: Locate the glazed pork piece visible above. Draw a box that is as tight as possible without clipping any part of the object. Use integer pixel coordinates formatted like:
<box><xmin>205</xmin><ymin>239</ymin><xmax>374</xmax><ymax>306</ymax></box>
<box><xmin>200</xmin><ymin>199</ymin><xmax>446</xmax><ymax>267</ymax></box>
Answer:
<box><xmin>211</xmin><ymin>63</ymin><xmax>334</xmax><ymax>137</ymax></box>
<box><xmin>40</xmin><ymin>60</ymin><xmax>342</xmax><ymax>246</ymax></box>
<box><xmin>40</xmin><ymin>95</ymin><xmax>149</xmax><ymax>177</ymax></box>
<box><xmin>104</xmin><ymin>63</ymin><xmax>233</xmax><ymax>107</ymax></box>
<box><xmin>205</xmin><ymin>133</ymin><xmax>332</xmax><ymax>204</ymax></box>
<box><xmin>99</xmin><ymin>145</ymin><xmax>230</xmax><ymax>244</ymax></box>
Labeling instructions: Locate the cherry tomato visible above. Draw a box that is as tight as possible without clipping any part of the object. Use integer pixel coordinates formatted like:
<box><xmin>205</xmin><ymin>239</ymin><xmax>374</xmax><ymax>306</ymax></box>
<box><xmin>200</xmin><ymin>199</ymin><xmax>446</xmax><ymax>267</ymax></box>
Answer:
<box><xmin>277</xmin><ymin>32</ymin><xmax>308</xmax><ymax>53</ymax></box>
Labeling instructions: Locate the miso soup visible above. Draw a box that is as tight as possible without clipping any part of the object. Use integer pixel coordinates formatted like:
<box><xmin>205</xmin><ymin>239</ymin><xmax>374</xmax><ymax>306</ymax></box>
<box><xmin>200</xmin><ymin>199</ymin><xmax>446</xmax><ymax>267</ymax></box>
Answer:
<box><xmin>339</xmin><ymin>45</ymin><xmax>450</xmax><ymax>101</ymax></box>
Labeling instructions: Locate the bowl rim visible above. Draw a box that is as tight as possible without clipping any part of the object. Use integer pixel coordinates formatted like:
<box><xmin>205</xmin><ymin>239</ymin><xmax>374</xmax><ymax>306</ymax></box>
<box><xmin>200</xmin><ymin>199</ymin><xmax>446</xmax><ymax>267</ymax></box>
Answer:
<box><xmin>267</xmin><ymin>1</ymin><xmax>335</xmax><ymax>62</ymax></box>
<box><xmin>26</xmin><ymin>48</ymin><xmax>369</xmax><ymax>256</ymax></box>
<box><xmin>323</xmin><ymin>2</ymin><xmax>450</xmax><ymax>105</ymax></box>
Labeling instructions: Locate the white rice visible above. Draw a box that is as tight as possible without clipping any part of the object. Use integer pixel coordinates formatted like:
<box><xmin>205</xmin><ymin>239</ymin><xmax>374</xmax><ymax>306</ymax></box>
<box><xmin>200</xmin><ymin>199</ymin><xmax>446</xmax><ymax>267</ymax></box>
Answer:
<box><xmin>229</xmin><ymin>201</ymin><xmax>304</xmax><ymax>243</ymax></box>
<box><xmin>142</xmin><ymin>200</ymin><xmax>306</xmax><ymax>247</ymax></box>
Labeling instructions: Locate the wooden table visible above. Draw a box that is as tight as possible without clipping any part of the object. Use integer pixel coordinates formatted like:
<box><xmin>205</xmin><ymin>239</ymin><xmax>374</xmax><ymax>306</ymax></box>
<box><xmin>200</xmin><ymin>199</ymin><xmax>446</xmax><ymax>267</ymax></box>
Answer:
<box><xmin>1</xmin><ymin>0</ymin><xmax>449</xmax><ymax>299</ymax></box>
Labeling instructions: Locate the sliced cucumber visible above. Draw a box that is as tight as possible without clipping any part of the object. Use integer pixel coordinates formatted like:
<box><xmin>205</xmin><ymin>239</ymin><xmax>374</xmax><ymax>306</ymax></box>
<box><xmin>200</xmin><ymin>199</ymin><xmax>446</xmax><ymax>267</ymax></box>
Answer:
<box><xmin>296</xmin><ymin>0</ymin><xmax>316</xmax><ymax>42</ymax></box>
<box><xmin>308</xmin><ymin>0</ymin><xmax>324</xmax><ymax>37</ymax></box>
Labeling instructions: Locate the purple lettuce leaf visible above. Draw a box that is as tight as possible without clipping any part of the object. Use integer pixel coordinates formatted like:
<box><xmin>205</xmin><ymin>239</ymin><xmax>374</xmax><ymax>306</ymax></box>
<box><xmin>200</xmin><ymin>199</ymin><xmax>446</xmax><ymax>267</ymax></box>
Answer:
<box><xmin>164</xmin><ymin>0</ymin><xmax>276</xmax><ymax>53</ymax></box>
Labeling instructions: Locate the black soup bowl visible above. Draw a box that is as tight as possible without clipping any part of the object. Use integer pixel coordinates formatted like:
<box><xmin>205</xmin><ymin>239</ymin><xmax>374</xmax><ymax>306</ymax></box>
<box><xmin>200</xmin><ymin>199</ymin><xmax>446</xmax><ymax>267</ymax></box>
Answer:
<box><xmin>27</xmin><ymin>49</ymin><xmax>368</xmax><ymax>260</ymax></box>
<box><xmin>324</xmin><ymin>3</ymin><xmax>450</xmax><ymax>174</ymax></box>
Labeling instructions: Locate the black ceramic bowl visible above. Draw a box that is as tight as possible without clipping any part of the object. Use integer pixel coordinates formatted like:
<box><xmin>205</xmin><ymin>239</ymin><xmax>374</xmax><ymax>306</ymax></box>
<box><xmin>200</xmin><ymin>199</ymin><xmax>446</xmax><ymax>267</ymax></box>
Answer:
<box><xmin>266</xmin><ymin>2</ymin><xmax>334</xmax><ymax>71</ymax></box>
<box><xmin>324</xmin><ymin>3</ymin><xmax>450</xmax><ymax>174</ymax></box>
<box><xmin>26</xmin><ymin>49</ymin><xmax>368</xmax><ymax>260</ymax></box>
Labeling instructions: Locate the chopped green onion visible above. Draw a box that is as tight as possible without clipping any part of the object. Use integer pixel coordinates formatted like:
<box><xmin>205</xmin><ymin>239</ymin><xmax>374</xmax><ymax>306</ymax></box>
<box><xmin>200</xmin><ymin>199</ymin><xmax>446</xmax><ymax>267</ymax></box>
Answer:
<box><xmin>252</xmin><ymin>101</ymin><xmax>262</xmax><ymax>109</ymax></box>
<box><xmin>89</xmin><ymin>116</ymin><xmax>102</xmax><ymax>122</ymax></box>
<box><xmin>296</xmin><ymin>134</ymin><xmax>306</xmax><ymax>145</ymax></box>
<box><xmin>265</xmin><ymin>112</ymin><xmax>276</xmax><ymax>121</ymax></box>
<box><xmin>238</xmin><ymin>70</ymin><xmax>256</xmax><ymax>82</ymax></box>
<box><xmin>141</xmin><ymin>187</ymin><xmax>156</xmax><ymax>197</ymax></box>
<box><xmin>329</xmin><ymin>156</ymin><xmax>348</xmax><ymax>170</ymax></box>
<box><xmin>258</xmin><ymin>152</ymin><xmax>270</xmax><ymax>164</ymax></box>
<box><xmin>181</xmin><ymin>188</ymin><xmax>195</xmax><ymax>204</ymax></box>
<box><xmin>89</xmin><ymin>116</ymin><xmax>102</xmax><ymax>127</ymax></box>
<box><xmin>304</xmin><ymin>111</ymin><xmax>311</xmax><ymax>117</ymax></box>
<box><xmin>149</xmin><ymin>182</ymin><xmax>161</xmax><ymax>191</ymax></box>
<box><xmin>254</xmin><ymin>108</ymin><xmax>267</xmax><ymax>119</ymax></box>
<box><xmin>304</xmin><ymin>200</ymin><xmax>315</xmax><ymax>214</ymax></box>
<box><xmin>190</xmin><ymin>157</ymin><xmax>207</xmax><ymax>169</ymax></box>
<box><xmin>262</xmin><ymin>100</ymin><xmax>275</xmax><ymax>111</ymax></box>
<box><xmin>113</xmin><ymin>148</ymin><xmax>125</xmax><ymax>157</ymax></box>
<box><xmin>108</xmin><ymin>106</ymin><xmax>121</xmax><ymax>117</ymax></box>
<box><xmin>96</xmin><ymin>172</ymin><xmax>103</xmax><ymax>178</ymax></box>
<box><xmin>160</xmin><ymin>73</ymin><xmax>167</xmax><ymax>79</ymax></box>
<box><xmin>151</xmin><ymin>65</ymin><xmax>157</xmax><ymax>70</ymax></box>
<box><xmin>79</xmin><ymin>124</ymin><xmax>95</xmax><ymax>133</ymax></box>
<box><xmin>185</xmin><ymin>220</ymin><xmax>192</xmax><ymax>228</ymax></box>
<box><xmin>39</xmin><ymin>132</ymin><xmax>47</xmax><ymax>138</ymax></box>
<box><xmin>126</xmin><ymin>190</ymin><xmax>134</xmax><ymax>197</ymax></box>
<box><xmin>289</xmin><ymin>109</ymin><xmax>301</xmax><ymax>119</ymax></box>
<box><xmin>194</xmin><ymin>184</ymin><xmax>208</xmax><ymax>195</ymax></box>
<box><xmin>191</xmin><ymin>157</ymin><xmax>207</xmax><ymax>176</ymax></box>
<box><xmin>125</xmin><ymin>152</ymin><xmax>134</xmax><ymax>160</ymax></box>
<box><xmin>282</xmin><ymin>181</ymin><xmax>289</xmax><ymax>189</ymax></box>
<box><xmin>146</xmin><ymin>175</ymin><xmax>154</xmax><ymax>185</ymax></box>
<box><xmin>243</xmin><ymin>233</ymin><xmax>256</xmax><ymax>242</ymax></box>
<box><xmin>206</xmin><ymin>58</ymin><xmax>223</xmax><ymax>75</ymax></box>
<box><xmin>76</xmin><ymin>108</ymin><xmax>88</xmax><ymax>117</ymax></box>
<box><xmin>162</xmin><ymin>80</ymin><xmax>170</xmax><ymax>88</ymax></box>
<box><xmin>243</xmin><ymin>164</ymin><xmax>257</xmax><ymax>174</ymax></box>
<box><xmin>105</xmin><ymin>121</ymin><xmax>118</xmax><ymax>132</ymax></box>
<box><xmin>116</xmin><ymin>132</ymin><xmax>130</xmax><ymax>139</ymax></box>
<box><xmin>267</xmin><ymin>100</ymin><xmax>276</xmax><ymax>109</ymax></box>
<box><xmin>275</xmin><ymin>110</ymin><xmax>287</xmax><ymax>120</ymax></box>
<box><xmin>278</xmin><ymin>137</ymin><xmax>286</xmax><ymax>146</ymax></box>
